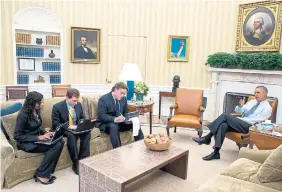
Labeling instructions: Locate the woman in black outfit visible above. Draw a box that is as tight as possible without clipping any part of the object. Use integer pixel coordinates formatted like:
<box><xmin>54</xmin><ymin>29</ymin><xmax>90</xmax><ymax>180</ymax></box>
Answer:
<box><xmin>14</xmin><ymin>91</ymin><xmax>64</xmax><ymax>185</ymax></box>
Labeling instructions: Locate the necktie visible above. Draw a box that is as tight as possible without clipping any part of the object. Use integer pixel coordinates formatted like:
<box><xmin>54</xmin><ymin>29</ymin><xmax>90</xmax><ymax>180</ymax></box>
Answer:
<box><xmin>69</xmin><ymin>107</ymin><xmax>74</xmax><ymax>126</ymax></box>
<box><xmin>243</xmin><ymin>102</ymin><xmax>260</xmax><ymax>117</ymax></box>
<box><xmin>115</xmin><ymin>100</ymin><xmax>120</xmax><ymax>117</ymax></box>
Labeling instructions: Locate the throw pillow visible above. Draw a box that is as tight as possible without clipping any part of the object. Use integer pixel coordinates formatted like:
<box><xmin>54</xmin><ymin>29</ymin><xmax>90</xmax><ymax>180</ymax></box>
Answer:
<box><xmin>257</xmin><ymin>144</ymin><xmax>282</xmax><ymax>183</ymax></box>
<box><xmin>0</xmin><ymin>103</ymin><xmax>22</xmax><ymax>140</ymax></box>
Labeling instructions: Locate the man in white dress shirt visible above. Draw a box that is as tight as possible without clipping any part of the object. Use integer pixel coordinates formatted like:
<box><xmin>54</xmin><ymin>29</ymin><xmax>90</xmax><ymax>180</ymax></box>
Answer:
<box><xmin>193</xmin><ymin>86</ymin><xmax>272</xmax><ymax>161</ymax></box>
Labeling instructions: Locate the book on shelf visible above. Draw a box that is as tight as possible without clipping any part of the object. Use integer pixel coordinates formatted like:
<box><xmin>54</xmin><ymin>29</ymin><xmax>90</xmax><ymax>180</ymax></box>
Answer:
<box><xmin>17</xmin><ymin>74</ymin><xmax>29</xmax><ymax>84</ymax></box>
<box><xmin>46</xmin><ymin>35</ymin><xmax>60</xmax><ymax>46</ymax></box>
<box><xmin>16</xmin><ymin>33</ymin><xmax>31</xmax><ymax>44</ymax></box>
<box><xmin>42</xmin><ymin>62</ymin><xmax>61</xmax><ymax>71</ymax></box>
<box><xmin>16</xmin><ymin>47</ymin><xmax>44</xmax><ymax>57</ymax></box>
<box><xmin>50</xmin><ymin>75</ymin><xmax>61</xmax><ymax>84</ymax></box>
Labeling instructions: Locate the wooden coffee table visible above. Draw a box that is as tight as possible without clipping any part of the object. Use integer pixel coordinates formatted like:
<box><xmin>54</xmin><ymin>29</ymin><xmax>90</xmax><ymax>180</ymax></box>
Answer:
<box><xmin>249</xmin><ymin>125</ymin><xmax>282</xmax><ymax>150</ymax></box>
<box><xmin>79</xmin><ymin>141</ymin><xmax>188</xmax><ymax>192</ymax></box>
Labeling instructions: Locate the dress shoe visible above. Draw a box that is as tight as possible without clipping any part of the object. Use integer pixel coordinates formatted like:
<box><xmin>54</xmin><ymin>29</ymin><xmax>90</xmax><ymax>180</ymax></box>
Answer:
<box><xmin>33</xmin><ymin>175</ymin><xmax>54</xmax><ymax>185</ymax></box>
<box><xmin>72</xmin><ymin>164</ymin><xmax>79</xmax><ymax>175</ymax></box>
<box><xmin>50</xmin><ymin>175</ymin><xmax>57</xmax><ymax>180</ymax></box>
<box><xmin>202</xmin><ymin>151</ymin><xmax>220</xmax><ymax>161</ymax></box>
<box><xmin>192</xmin><ymin>137</ymin><xmax>211</xmax><ymax>145</ymax></box>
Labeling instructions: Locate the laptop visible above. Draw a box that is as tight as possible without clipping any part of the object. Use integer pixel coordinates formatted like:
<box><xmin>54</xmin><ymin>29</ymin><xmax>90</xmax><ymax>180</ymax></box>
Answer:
<box><xmin>35</xmin><ymin>122</ymin><xmax>68</xmax><ymax>145</ymax></box>
<box><xmin>66</xmin><ymin>119</ymin><xmax>95</xmax><ymax>135</ymax></box>
<box><xmin>124</xmin><ymin>111</ymin><xmax>139</xmax><ymax>122</ymax></box>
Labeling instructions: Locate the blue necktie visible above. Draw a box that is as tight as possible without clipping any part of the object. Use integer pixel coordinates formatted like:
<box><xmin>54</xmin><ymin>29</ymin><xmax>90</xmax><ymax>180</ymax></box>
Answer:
<box><xmin>115</xmin><ymin>100</ymin><xmax>120</xmax><ymax>117</ymax></box>
<box><xmin>243</xmin><ymin>102</ymin><xmax>260</xmax><ymax>117</ymax></box>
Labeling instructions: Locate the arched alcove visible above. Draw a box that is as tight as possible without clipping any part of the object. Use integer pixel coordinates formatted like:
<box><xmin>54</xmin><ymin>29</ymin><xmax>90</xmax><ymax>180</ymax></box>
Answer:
<box><xmin>13</xmin><ymin>6</ymin><xmax>63</xmax><ymax>85</ymax></box>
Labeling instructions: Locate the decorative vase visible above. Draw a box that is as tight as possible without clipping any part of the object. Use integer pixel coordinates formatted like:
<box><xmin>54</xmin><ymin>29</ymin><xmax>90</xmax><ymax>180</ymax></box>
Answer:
<box><xmin>49</xmin><ymin>50</ymin><xmax>55</xmax><ymax>58</ymax></box>
<box><xmin>36</xmin><ymin>38</ymin><xmax>43</xmax><ymax>45</ymax></box>
<box><xmin>136</xmin><ymin>93</ymin><xmax>144</xmax><ymax>101</ymax></box>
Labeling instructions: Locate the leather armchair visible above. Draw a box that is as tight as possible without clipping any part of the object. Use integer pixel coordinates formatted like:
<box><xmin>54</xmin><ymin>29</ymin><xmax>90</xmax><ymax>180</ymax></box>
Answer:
<box><xmin>226</xmin><ymin>96</ymin><xmax>278</xmax><ymax>149</ymax></box>
<box><xmin>166</xmin><ymin>88</ymin><xmax>206</xmax><ymax>137</ymax></box>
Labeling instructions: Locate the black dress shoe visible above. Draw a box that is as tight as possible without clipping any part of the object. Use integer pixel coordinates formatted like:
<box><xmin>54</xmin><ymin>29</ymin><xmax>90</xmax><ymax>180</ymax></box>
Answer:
<box><xmin>202</xmin><ymin>151</ymin><xmax>220</xmax><ymax>161</ymax></box>
<box><xmin>50</xmin><ymin>175</ymin><xmax>57</xmax><ymax>180</ymax></box>
<box><xmin>34</xmin><ymin>175</ymin><xmax>54</xmax><ymax>185</ymax></box>
<box><xmin>192</xmin><ymin>137</ymin><xmax>211</xmax><ymax>145</ymax></box>
<box><xmin>72</xmin><ymin>164</ymin><xmax>79</xmax><ymax>175</ymax></box>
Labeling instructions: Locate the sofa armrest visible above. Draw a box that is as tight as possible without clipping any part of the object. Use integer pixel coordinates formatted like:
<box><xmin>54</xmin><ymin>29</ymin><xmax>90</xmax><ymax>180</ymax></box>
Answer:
<box><xmin>238</xmin><ymin>147</ymin><xmax>273</xmax><ymax>164</ymax></box>
<box><xmin>1</xmin><ymin>130</ymin><xmax>15</xmax><ymax>188</ymax></box>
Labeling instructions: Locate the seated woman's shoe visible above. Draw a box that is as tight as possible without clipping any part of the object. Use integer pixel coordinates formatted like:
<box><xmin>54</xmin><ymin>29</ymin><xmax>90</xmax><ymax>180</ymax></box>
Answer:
<box><xmin>50</xmin><ymin>175</ymin><xmax>57</xmax><ymax>180</ymax></box>
<box><xmin>34</xmin><ymin>175</ymin><xmax>54</xmax><ymax>185</ymax></box>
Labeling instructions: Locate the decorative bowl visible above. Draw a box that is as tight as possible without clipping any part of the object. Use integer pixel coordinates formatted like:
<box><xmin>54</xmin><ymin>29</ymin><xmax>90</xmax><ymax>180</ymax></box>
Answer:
<box><xmin>144</xmin><ymin>134</ymin><xmax>172</xmax><ymax>151</ymax></box>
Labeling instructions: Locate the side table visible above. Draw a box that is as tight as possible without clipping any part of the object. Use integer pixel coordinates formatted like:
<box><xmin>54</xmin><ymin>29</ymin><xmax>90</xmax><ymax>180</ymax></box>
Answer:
<box><xmin>159</xmin><ymin>91</ymin><xmax>176</xmax><ymax>119</ymax></box>
<box><xmin>249</xmin><ymin>125</ymin><xmax>282</xmax><ymax>150</ymax></box>
<box><xmin>128</xmin><ymin>102</ymin><xmax>154</xmax><ymax>134</ymax></box>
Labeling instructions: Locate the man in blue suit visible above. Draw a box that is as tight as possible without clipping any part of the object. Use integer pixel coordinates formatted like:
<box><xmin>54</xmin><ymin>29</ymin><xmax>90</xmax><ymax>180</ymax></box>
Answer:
<box><xmin>95</xmin><ymin>82</ymin><xmax>144</xmax><ymax>148</ymax></box>
<box><xmin>74</xmin><ymin>36</ymin><xmax>96</xmax><ymax>59</ymax></box>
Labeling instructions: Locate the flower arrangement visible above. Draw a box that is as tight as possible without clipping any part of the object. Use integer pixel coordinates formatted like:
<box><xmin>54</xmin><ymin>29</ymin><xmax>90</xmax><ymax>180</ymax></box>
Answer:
<box><xmin>134</xmin><ymin>81</ymin><xmax>149</xmax><ymax>96</ymax></box>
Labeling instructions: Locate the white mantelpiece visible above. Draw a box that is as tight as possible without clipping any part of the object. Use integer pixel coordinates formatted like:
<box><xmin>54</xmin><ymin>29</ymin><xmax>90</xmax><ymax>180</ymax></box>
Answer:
<box><xmin>207</xmin><ymin>66</ymin><xmax>282</xmax><ymax>124</ymax></box>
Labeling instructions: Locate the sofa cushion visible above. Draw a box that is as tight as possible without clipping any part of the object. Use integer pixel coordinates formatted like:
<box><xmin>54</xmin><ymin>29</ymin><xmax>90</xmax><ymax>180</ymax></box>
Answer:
<box><xmin>15</xmin><ymin>150</ymin><xmax>43</xmax><ymax>159</ymax></box>
<box><xmin>1</xmin><ymin>112</ymin><xmax>19</xmax><ymax>148</ymax></box>
<box><xmin>90</xmin><ymin>128</ymin><xmax>100</xmax><ymax>139</ymax></box>
<box><xmin>81</xmin><ymin>95</ymin><xmax>102</xmax><ymax>119</ymax></box>
<box><xmin>41</xmin><ymin>97</ymin><xmax>66</xmax><ymax>129</ymax></box>
<box><xmin>196</xmin><ymin>175</ymin><xmax>280</xmax><ymax>192</ymax></box>
<box><xmin>257</xmin><ymin>144</ymin><xmax>282</xmax><ymax>183</ymax></box>
<box><xmin>221</xmin><ymin>158</ymin><xmax>261</xmax><ymax>181</ymax></box>
<box><xmin>221</xmin><ymin>158</ymin><xmax>282</xmax><ymax>191</ymax></box>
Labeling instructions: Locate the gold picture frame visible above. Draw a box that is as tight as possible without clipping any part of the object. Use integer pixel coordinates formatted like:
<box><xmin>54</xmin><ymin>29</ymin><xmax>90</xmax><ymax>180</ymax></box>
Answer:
<box><xmin>167</xmin><ymin>35</ymin><xmax>190</xmax><ymax>62</ymax></box>
<box><xmin>71</xmin><ymin>27</ymin><xmax>101</xmax><ymax>63</ymax></box>
<box><xmin>235</xmin><ymin>1</ymin><xmax>282</xmax><ymax>52</ymax></box>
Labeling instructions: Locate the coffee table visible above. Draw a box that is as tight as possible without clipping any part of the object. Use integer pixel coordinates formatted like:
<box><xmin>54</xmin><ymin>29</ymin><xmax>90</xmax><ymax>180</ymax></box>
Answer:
<box><xmin>79</xmin><ymin>141</ymin><xmax>188</xmax><ymax>192</ymax></box>
<box><xmin>249</xmin><ymin>124</ymin><xmax>282</xmax><ymax>150</ymax></box>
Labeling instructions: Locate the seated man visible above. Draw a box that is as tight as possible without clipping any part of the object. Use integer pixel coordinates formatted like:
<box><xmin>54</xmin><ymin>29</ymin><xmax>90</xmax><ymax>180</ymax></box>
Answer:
<box><xmin>95</xmin><ymin>82</ymin><xmax>144</xmax><ymax>148</ymax></box>
<box><xmin>52</xmin><ymin>88</ymin><xmax>91</xmax><ymax>175</ymax></box>
<box><xmin>193</xmin><ymin>86</ymin><xmax>272</xmax><ymax>161</ymax></box>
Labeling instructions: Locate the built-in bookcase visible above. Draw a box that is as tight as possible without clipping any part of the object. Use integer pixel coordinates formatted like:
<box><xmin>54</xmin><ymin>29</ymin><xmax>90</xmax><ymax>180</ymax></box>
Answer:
<box><xmin>15</xmin><ymin>29</ymin><xmax>62</xmax><ymax>84</ymax></box>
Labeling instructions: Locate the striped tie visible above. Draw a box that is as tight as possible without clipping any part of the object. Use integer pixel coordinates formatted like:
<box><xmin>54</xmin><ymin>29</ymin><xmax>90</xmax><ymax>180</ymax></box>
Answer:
<box><xmin>243</xmin><ymin>102</ymin><xmax>260</xmax><ymax>117</ymax></box>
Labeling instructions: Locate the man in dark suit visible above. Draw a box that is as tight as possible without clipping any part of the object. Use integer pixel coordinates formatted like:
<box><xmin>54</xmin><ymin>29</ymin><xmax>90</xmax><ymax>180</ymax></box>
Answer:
<box><xmin>52</xmin><ymin>88</ymin><xmax>91</xmax><ymax>175</ymax></box>
<box><xmin>95</xmin><ymin>82</ymin><xmax>144</xmax><ymax>148</ymax></box>
<box><xmin>74</xmin><ymin>36</ymin><xmax>96</xmax><ymax>59</ymax></box>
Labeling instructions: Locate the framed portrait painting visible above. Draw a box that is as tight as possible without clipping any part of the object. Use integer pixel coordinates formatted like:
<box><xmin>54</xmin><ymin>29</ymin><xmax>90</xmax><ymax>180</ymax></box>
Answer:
<box><xmin>71</xmin><ymin>27</ymin><xmax>101</xmax><ymax>63</ymax></box>
<box><xmin>236</xmin><ymin>1</ymin><xmax>282</xmax><ymax>52</ymax></box>
<box><xmin>167</xmin><ymin>35</ymin><xmax>190</xmax><ymax>62</ymax></box>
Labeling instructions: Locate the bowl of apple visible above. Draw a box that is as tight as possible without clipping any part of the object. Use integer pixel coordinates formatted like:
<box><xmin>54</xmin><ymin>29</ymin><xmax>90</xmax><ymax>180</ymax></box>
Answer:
<box><xmin>144</xmin><ymin>133</ymin><xmax>172</xmax><ymax>151</ymax></box>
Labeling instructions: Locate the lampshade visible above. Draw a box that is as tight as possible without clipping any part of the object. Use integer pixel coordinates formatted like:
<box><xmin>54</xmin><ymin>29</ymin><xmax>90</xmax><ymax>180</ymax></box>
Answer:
<box><xmin>118</xmin><ymin>63</ymin><xmax>142</xmax><ymax>81</ymax></box>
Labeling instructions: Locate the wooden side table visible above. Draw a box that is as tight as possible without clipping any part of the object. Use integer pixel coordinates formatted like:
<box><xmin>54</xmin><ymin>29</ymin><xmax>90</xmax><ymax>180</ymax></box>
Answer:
<box><xmin>159</xmin><ymin>91</ymin><xmax>176</xmax><ymax>119</ymax></box>
<box><xmin>249</xmin><ymin>125</ymin><xmax>282</xmax><ymax>150</ymax></box>
<box><xmin>128</xmin><ymin>102</ymin><xmax>154</xmax><ymax>134</ymax></box>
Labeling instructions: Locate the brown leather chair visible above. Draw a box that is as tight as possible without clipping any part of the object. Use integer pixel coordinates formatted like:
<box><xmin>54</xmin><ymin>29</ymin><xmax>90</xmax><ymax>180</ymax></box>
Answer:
<box><xmin>6</xmin><ymin>86</ymin><xmax>28</xmax><ymax>101</ymax></box>
<box><xmin>225</xmin><ymin>96</ymin><xmax>278</xmax><ymax>149</ymax></box>
<box><xmin>52</xmin><ymin>84</ymin><xmax>71</xmax><ymax>97</ymax></box>
<box><xmin>166</xmin><ymin>88</ymin><xmax>206</xmax><ymax>137</ymax></box>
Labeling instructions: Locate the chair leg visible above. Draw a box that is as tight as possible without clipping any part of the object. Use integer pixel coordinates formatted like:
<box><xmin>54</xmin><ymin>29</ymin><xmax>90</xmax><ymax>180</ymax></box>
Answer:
<box><xmin>236</xmin><ymin>143</ymin><xmax>248</xmax><ymax>150</ymax></box>
<box><xmin>174</xmin><ymin>127</ymin><xmax>177</xmax><ymax>133</ymax></box>
<box><xmin>198</xmin><ymin>130</ymin><xmax>203</xmax><ymax>138</ymax></box>
<box><xmin>166</xmin><ymin>126</ymin><xmax>170</xmax><ymax>136</ymax></box>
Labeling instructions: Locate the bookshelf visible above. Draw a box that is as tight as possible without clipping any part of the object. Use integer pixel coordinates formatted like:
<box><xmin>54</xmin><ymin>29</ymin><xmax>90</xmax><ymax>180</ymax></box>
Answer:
<box><xmin>15</xmin><ymin>29</ymin><xmax>62</xmax><ymax>84</ymax></box>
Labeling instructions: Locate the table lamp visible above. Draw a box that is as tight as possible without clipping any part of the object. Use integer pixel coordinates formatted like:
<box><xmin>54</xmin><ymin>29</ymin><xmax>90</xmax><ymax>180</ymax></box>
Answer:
<box><xmin>118</xmin><ymin>63</ymin><xmax>142</xmax><ymax>100</ymax></box>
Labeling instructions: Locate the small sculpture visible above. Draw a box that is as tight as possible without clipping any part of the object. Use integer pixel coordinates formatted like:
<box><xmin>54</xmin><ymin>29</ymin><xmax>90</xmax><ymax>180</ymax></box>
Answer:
<box><xmin>172</xmin><ymin>75</ymin><xmax>180</xmax><ymax>92</ymax></box>
<box><xmin>49</xmin><ymin>50</ymin><xmax>55</xmax><ymax>58</ymax></box>
<box><xmin>36</xmin><ymin>38</ymin><xmax>43</xmax><ymax>45</ymax></box>
<box><xmin>34</xmin><ymin>75</ymin><xmax>45</xmax><ymax>83</ymax></box>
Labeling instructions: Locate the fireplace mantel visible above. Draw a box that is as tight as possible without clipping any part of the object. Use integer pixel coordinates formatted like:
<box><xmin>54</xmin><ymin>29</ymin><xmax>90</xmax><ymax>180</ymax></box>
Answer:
<box><xmin>207</xmin><ymin>66</ymin><xmax>282</xmax><ymax>124</ymax></box>
<box><xmin>206</xmin><ymin>67</ymin><xmax>282</xmax><ymax>75</ymax></box>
